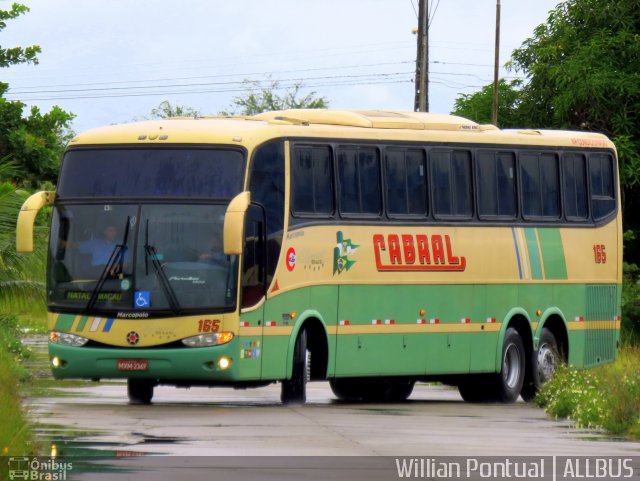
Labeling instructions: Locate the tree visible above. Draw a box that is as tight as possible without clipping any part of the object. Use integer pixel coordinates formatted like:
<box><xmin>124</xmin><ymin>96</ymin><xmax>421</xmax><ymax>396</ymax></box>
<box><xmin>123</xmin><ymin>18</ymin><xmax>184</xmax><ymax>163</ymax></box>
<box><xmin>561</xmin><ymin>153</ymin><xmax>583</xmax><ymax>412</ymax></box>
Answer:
<box><xmin>507</xmin><ymin>0</ymin><xmax>640</xmax><ymax>263</ymax></box>
<box><xmin>0</xmin><ymin>3</ymin><xmax>40</xmax><ymax>68</ymax></box>
<box><xmin>147</xmin><ymin>100</ymin><xmax>201</xmax><ymax>119</ymax></box>
<box><xmin>221</xmin><ymin>78</ymin><xmax>329</xmax><ymax>116</ymax></box>
<box><xmin>451</xmin><ymin>79</ymin><xmax>525</xmax><ymax>128</ymax></box>
<box><xmin>0</xmin><ymin>4</ymin><xmax>74</xmax><ymax>188</ymax></box>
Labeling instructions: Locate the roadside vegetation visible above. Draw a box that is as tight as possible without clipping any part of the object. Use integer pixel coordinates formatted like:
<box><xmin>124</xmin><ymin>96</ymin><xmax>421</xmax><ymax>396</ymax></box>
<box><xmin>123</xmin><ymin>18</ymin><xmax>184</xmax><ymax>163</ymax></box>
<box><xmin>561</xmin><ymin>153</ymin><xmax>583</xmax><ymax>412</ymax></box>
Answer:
<box><xmin>535</xmin><ymin>349</ymin><xmax>640</xmax><ymax>440</ymax></box>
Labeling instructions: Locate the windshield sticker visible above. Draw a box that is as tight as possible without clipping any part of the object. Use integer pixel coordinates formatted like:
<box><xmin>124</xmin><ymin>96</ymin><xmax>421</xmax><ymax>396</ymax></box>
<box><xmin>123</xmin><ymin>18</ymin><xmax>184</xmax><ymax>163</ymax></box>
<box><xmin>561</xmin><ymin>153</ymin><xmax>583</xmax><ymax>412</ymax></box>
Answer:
<box><xmin>134</xmin><ymin>291</ymin><xmax>150</xmax><ymax>309</ymax></box>
<box><xmin>120</xmin><ymin>279</ymin><xmax>131</xmax><ymax>290</ymax></box>
<box><xmin>333</xmin><ymin>231</ymin><xmax>359</xmax><ymax>275</ymax></box>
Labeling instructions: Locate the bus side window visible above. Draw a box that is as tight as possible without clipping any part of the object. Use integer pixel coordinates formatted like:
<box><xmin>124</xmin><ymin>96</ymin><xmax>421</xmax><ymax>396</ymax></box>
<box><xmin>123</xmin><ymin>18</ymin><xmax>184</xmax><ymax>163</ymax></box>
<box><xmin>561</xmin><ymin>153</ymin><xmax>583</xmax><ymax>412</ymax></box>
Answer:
<box><xmin>248</xmin><ymin>140</ymin><xmax>285</xmax><ymax>287</ymax></box>
<box><xmin>337</xmin><ymin>146</ymin><xmax>381</xmax><ymax>216</ymax></box>
<box><xmin>292</xmin><ymin>145</ymin><xmax>334</xmax><ymax>216</ymax></box>
<box><xmin>477</xmin><ymin>151</ymin><xmax>517</xmax><ymax>219</ymax></box>
<box><xmin>241</xmin><ymin>206</ymin><xmax>266</xmax><ymax>309</ymax></box>
<box><xmin>520</xmin><ymin>152</ymin><xmax>560</xmax><ymax>219</ymax></box>
<box><xmin>385</xmin><ymin>148</ymin><xmax>427</xmax><ymax>217</ymax></box>
<box><xmin>563</xmin><ymin>153</ymin><xmax>589</xmax><ymax>220</ymax></box>
<box><xmin>431</xmin><ymin>150</ymin><xmax>472</xmax><ymax>218</ymax></box>
<box><xmin>589</xmin><ymin>153</ymin><xmax>616</xmax><ymax>220</ymax></box>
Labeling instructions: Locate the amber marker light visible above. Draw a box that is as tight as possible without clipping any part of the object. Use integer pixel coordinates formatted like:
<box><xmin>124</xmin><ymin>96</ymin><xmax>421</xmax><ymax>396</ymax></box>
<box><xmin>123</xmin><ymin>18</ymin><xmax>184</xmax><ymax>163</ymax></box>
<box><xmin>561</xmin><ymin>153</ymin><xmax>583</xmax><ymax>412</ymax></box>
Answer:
<box><xmin>291</xmin><ymin>312</ymin><xmax>297</xmax><ymax>319</ymax></box>
<box><xmin>419</xmin><ymin>309</ymin><xmax>426</xmax><ymax>316</ymax></box>
<box><xmin>536</xmin><ymin>309</ymin><xmax>543</xmax><ymax>316</ymax></box>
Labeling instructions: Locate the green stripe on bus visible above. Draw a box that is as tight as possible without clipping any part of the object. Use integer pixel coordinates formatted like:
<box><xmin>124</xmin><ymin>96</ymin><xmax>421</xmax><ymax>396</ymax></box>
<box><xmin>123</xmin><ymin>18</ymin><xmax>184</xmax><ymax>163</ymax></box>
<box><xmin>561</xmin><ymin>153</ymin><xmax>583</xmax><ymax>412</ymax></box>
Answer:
<box><xmin>524</xmin><ymin>228</ymin><xmax>543</xmax><ymax>280</ymax></box>
<box><xmin>55</xmin><ymin>314</ymin><xmax>75</xmax><ymax>331</ymax></box>
<box><xmin>75</xmin><ymin>316</ymin><xmax>89</xmax><ymax>332</ymax></box>
<box><xmin>538</xmin><ymin>228</ymin><xmax>568</xmax><ymax>280</ymax></box>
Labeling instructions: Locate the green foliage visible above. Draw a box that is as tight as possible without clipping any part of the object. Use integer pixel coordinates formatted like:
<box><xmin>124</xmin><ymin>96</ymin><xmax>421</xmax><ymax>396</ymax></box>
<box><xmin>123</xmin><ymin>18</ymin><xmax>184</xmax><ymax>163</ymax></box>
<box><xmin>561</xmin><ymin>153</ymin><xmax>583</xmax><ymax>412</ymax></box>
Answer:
<box><xmin>536</xmin><ymin>349</ymin><xmax>640</xmax><ymax>438</ymax></box>
<box><xmin>0</xmin><ymin>103</ymin><xmax>75</xmax><ymax>187</ymax></box>
<box><xmin>221</xmin><ymin>78</ymin><xmax>329</xmax><ymax>116</ymax></box>
<box><xmin>451</xmin><ymin>79</ymin><xmax>525</xmax><ymax>128</ymax></box>
<box><xmin>0</xmin><ymin>164</ymin><xmax>47</xmax><ymax>315</ymax></box>
<box><xmin>0</xmin><ymin>3</ymin><xmax>41</xmax><ymax>68</ymax></box>
<box><xmin>147</xmin><ymin>100</ymin><xmax>201</xmax><ymax>119</ymax></box>
<box><xmin>0</xmin><ymin>314</ymin><xmax>34</xmax><ymax>455</ymax></box>
<box><xmin>622</xmin><ymin>262</ymin><xmax>640</xmax><ymax>345</ymax></box>
<box><xmin>0</xmin><ymin>4</ymin><xmax>74</xmax><ymax>188</ymax></box>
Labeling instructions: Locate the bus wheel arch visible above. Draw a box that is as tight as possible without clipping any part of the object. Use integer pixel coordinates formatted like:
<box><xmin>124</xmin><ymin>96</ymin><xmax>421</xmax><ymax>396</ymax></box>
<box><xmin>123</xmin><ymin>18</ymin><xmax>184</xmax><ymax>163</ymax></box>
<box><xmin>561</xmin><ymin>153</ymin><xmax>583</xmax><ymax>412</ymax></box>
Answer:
<box><xmin>285</xmin><ymin>314</ymin><xmax>329</xmax><ymax>382</ymax></box>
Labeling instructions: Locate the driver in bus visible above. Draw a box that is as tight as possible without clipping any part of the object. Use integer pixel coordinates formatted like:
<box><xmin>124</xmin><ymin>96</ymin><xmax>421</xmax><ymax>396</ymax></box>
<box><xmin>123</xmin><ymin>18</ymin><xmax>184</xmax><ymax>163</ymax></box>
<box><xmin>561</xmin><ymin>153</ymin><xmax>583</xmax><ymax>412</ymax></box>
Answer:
<box><xmin>63</xmin><ymin>224</ymin><xmax>131</xmax><ymax>276</ymax></box>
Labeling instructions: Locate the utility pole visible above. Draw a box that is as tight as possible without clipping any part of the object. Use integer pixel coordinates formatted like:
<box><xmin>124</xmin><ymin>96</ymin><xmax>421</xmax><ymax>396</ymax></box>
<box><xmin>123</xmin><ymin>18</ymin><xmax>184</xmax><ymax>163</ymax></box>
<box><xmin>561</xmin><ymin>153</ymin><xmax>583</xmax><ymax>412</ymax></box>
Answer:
<box><xmin>491</xmin><ymin>0</ymin><xmax>501</xmax><ymax>126</ymax></box>
<box><xmin>414</xmin><ymin>0</ymin><xmax>429</xmax><ymax>112</ymax></box>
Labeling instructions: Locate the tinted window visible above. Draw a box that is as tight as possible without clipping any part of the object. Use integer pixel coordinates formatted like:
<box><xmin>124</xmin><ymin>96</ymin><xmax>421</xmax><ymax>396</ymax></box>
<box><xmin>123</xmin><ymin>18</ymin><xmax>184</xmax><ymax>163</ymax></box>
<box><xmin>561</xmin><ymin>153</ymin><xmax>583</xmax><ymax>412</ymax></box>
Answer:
<box><xmin>385</xmin><ymin>149</ymin><xmax>427</xmax><ymax>217</ymax></box>
<box><xmin>248</xmin><ymin>140</ymin><xmax>285</xmax><ymax>286</ymax></box>
<box><xmin>292</xmin><ymin>146</ymin><xmax>334</xmax><ymax>215</ymax></box>
<box><xmin>431</xmin><ymin>150</ymin><xmax>472</xmax><ymax>218</ymax></box>
<box><xmin>59</xmin><ymin>148</ymin><xmax>244</xmax><ymax>198</ymax></box>
<box><xmin>520</xmin><ymin>153</ymin><xmax>560</xmax><ymax>219</ymax></box>
<box><xmin>477</xmin><ymin>151</ymin><xmax>517</xmax><ymax>218</ymax></box>
<box><xmin>338</xmin><ymin>147</ymin><xmax>381</xmax><ymax>216</ymax></box>
<box><xmin>589</xmin><ymin>154</ymin><xmax>616</xmax><ymax>220</ymax></box>
<box><xmin>563</xmin><ymin>153</ymin><xmax>589</xmax><ymax>220</ymax></box>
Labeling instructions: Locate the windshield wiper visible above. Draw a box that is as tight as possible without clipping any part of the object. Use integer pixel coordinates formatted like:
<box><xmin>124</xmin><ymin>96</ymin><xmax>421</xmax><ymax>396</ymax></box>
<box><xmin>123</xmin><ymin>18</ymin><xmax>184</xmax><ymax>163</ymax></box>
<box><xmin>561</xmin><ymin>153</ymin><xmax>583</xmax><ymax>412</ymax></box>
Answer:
<box><xmin>144</xmin><ymin>219</ymin><xmax>182</xmax><ymax>314</ymax></box>
<box><xmin>85</xmin><ymin>217</ymin><xmax>130</xmax><ymax>313</ymax></box>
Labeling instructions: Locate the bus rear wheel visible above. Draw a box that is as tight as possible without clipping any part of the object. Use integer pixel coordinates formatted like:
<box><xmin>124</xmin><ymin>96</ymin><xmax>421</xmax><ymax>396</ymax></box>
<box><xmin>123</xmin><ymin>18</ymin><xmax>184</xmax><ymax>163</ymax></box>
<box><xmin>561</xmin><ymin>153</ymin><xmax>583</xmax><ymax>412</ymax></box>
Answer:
<box><xmin>521</xmin><ymin>327</ymin><xmax>560</xmax><ymax>401</ymax></box>
<box><xmin>281</xmin><ymin>329</ymin><xmax>309</xmax><ymax>405</ymax></box>
<box><xmin>458</xmin><ymin>328</ymin><xmax>525</xmax><ymax>403</ymax></box>
<box><xmin>128</xmin><ymin>379</ymin><xmax>154</xmax><ymax>404</ymax></box>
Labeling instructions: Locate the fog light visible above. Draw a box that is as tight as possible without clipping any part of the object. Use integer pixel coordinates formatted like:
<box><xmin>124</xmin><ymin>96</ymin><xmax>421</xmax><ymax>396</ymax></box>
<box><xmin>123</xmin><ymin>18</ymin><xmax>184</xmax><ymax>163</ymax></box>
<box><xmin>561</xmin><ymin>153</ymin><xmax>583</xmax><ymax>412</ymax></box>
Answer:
<box><xmin>51</xmin><ymin>357</ymin><xmax>61</xmax><ymax>368</ymax></box>
<box><xmin>218</xmin><ymin>357</ymin><xmax>231</xmax><ymax>370</ymax></box>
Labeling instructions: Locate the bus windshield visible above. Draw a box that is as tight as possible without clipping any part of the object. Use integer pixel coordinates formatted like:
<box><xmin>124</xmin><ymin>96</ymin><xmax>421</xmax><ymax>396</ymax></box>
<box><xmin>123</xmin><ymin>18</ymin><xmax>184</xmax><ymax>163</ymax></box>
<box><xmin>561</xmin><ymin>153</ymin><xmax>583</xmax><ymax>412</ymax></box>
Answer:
<box><xmin>48</xmin><ymin>203</ymin><xmax>238</xmax><ymax>314</ymax></box>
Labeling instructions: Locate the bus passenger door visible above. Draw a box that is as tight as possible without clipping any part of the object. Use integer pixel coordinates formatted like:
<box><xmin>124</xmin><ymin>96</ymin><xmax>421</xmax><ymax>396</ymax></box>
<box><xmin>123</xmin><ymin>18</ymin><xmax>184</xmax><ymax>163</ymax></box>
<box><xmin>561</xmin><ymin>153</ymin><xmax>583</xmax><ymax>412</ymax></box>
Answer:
<box><xmin>238</xmin><ymin>205</ymin><xmax>267</xmax><ymax>380</ymax></box>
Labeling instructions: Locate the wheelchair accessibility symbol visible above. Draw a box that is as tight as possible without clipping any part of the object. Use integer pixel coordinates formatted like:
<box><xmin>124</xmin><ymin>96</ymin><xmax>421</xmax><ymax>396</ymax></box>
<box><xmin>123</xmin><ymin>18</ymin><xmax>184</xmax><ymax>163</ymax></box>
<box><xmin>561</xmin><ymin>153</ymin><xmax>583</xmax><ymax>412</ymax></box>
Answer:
<box><xmin>134</xmin><ymin>291</ymin><xmax>150</xmax><ymax>309</ymax></box>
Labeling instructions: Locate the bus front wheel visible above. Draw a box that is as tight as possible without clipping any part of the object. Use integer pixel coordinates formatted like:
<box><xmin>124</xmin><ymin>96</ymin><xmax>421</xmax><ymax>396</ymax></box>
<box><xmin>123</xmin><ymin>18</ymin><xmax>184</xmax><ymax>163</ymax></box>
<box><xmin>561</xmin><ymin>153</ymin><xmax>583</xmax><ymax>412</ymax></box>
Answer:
<box><xmin>281</xmin><ymin>329</ymin><xmax>309</xmax><ymax>405</ymax></box>
<box><xmin>128</xmin><ymin>379</ymin><xmax>155</xmax><ymax>404</ymax></box>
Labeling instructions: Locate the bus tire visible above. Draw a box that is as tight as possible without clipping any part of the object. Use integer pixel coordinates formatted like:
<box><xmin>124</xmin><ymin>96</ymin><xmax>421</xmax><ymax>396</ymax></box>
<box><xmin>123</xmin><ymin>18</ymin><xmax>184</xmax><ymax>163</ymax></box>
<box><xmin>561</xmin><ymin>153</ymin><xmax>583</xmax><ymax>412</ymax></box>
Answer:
<box><xmin>281</xmin><ymin>329</ymin><xmax>308</xmax><ymax>405</ymax></box>
<box><xmin>330</xmin><ymin>379</ymin><xmax>415</xmax><ymax>402</ymax></box>
<box><xmin>521</xmin><ymin>328</ymin><xmax>559</xmax><ymax>401</ymax></box>
<box><xmin>128</xmin><ymin>379</ymin><xmax>154</xmax><ymax>404</ymax></box>
<box><xmin>458</xmin><ymin>375</ymin><xmax>492</xmax><ymax>402</ymax></box>
<box><xmin>496</xmin><ymin>327</ymin><xmax>526</xmax><ymax>403</ymax></box>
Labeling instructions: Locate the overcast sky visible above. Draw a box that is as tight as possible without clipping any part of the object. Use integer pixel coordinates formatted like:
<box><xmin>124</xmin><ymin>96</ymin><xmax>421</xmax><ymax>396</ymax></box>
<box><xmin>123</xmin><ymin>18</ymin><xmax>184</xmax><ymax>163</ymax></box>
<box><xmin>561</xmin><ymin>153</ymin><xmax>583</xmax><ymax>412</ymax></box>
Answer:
<box><xmin>1</xmin><ymin>0</ymin><xmax>560</xmax><ymax>133</ymax></box>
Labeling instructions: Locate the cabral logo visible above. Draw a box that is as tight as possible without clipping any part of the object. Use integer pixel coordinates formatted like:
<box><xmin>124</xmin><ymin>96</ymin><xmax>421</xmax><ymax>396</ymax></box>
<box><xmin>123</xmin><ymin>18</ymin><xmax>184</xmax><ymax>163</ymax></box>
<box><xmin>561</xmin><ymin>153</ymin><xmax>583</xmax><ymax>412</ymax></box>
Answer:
<box><xmin>373</xmin><ymin>233</ymin><xmax>466</xmax><ymax>272</ymax></box>
<box><xmin>333</xmin><ymin>231</ymin><xmax>359</xmax><ymax>275</ymax></box>
<box><xmin>126</xmin><ymin>331</ymin><xmax>140</xmax><ymax>345</ymax></box>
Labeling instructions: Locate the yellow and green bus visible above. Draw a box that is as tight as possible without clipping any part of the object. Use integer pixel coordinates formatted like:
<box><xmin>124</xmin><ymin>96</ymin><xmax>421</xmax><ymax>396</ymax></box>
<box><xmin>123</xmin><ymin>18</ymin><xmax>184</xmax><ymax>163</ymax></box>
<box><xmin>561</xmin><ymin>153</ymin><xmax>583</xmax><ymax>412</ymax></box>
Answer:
<box><xmin>17</xmin><ymin>109</ymin><xmax>621</xmax><ymax>404</ymax></box>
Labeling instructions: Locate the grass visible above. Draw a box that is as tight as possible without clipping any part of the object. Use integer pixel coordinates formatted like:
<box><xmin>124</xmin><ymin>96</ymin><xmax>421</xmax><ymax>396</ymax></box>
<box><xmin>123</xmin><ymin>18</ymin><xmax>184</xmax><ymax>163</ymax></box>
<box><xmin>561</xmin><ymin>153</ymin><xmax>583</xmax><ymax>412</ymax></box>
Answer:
<box><xmin>0</xmin><ymin>314</ymin><xmax>36</xmax><ymax>455</ymax></box>
<box><xmin>535</xmin><ymin>348</ymin><xmax>640</xmax><ymax>440</ymax></box>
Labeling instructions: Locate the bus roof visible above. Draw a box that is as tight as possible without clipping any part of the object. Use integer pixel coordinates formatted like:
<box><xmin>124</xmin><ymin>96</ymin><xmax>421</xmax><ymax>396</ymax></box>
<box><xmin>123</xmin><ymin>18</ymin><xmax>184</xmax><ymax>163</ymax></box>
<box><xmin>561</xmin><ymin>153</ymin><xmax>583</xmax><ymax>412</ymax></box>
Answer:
<box><xmin>69</xmin><ymin>109</ymin><xmax>616</xmax><ymax>151</ymax></box>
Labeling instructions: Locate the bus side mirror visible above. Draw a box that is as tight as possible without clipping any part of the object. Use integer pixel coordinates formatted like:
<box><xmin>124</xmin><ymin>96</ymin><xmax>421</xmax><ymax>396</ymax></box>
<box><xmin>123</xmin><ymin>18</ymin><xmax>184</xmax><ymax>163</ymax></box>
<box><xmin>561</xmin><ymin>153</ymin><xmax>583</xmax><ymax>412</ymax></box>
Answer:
<box><xmin>16</xmin><ymin>191</ymin><xmax>55</xmax><ymax>253</ymax></box>
<box><xmin>223</xmin><ymin>191</ymin><xmax>251</xmax><ymax>255</ymax></box>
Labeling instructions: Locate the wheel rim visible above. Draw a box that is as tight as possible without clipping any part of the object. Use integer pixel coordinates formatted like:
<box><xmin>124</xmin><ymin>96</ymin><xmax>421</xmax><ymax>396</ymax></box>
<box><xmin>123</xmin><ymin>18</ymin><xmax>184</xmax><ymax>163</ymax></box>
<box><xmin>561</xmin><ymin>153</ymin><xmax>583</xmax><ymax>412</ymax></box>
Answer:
<box><xmin>503</xmin><ymin>343</ymin><xmax>521</xmax><ymax>388</ymax></box>
<box><xmin>304</xmin><ymin>349</ymin><xmax>311</xmax><ymax>383</ymax></box>
<box><xmin>537</xmin><ymin>342</ymin><xmax>557</xmax><ymax>383</ymax></box>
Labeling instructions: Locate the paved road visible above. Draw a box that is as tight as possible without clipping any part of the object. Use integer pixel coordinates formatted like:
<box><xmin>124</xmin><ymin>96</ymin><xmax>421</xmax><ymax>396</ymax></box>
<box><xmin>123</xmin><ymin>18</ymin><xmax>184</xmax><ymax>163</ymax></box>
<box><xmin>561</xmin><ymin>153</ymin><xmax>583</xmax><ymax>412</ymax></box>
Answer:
<box><xmin>22</xmin><ymin>334</ymin><xmax>640</xmax><ymax>481</ymax></box>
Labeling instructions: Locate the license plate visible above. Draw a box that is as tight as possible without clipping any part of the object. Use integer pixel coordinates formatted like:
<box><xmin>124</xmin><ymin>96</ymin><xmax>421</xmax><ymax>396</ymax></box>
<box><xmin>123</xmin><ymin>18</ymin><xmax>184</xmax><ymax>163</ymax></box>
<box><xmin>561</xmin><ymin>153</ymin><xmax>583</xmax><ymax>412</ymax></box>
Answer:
<box><xmin>117</xmin><ymin>359</ymin><xmax>148</xmax><ymax>371</ymax></box>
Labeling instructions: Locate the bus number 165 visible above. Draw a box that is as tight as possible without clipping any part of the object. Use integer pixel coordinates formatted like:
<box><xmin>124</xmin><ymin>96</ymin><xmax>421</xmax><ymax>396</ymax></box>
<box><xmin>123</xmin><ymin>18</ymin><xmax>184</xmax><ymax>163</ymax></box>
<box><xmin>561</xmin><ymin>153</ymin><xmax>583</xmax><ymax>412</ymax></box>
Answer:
<box><xmin>198</xmin><ymin>319</ymin><xmax>220</xmax><ymax>333</ymax></box>
<box><xmin>593</xmin><ymin>244</ymin><xmax>607</xmax><ymax>264</ymax></box>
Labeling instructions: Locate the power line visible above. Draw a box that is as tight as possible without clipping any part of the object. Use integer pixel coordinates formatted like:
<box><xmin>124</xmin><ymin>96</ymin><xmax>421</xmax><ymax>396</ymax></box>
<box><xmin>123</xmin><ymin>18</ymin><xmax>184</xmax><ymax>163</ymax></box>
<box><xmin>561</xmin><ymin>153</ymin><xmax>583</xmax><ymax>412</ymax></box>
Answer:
<box><xmin>8</xmin><ymin>78</ymin><xmax>412</xmax><ymax>102</ymax></box>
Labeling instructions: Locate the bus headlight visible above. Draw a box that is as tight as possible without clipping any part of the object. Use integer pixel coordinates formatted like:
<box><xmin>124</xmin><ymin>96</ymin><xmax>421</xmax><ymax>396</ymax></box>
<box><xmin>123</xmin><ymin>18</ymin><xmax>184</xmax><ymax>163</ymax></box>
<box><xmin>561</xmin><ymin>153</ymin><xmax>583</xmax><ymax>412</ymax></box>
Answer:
<box><xmin>182</xmin><ymin>332</ymin><xmax>234</xmax><ymax>347</ymax></box>
<box><xmin>49</xmin><ymin>331</ymin><xmax>89</xmax><ymax>347</ymax></box>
